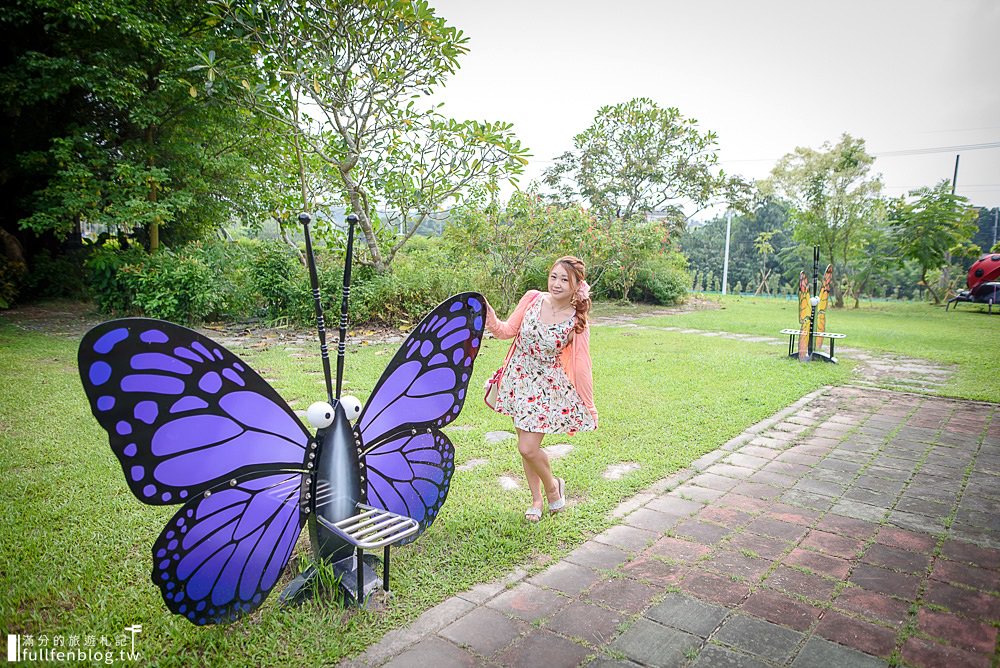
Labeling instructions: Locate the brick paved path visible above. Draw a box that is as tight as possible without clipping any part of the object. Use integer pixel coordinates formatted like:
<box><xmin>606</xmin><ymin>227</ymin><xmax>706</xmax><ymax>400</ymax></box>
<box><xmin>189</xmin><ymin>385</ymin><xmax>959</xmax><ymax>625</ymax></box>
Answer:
<box><xmin>347</xmin><ymin>387</ymin><xmax>1000</xmax><ymax>667</ymax></box>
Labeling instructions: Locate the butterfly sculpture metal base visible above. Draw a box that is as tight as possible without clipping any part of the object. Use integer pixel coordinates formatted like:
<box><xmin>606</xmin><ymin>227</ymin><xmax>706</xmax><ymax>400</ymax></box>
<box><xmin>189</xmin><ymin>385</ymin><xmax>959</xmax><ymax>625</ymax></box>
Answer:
<box><xmin>281</xmin><ymin>550</ymin><xmax>386</xmax><ymax>607</ymax></box>
<box><xmin>78</xmin><ymin>215</ymin><xmax>486</xmax><ymax>625</ymax></box>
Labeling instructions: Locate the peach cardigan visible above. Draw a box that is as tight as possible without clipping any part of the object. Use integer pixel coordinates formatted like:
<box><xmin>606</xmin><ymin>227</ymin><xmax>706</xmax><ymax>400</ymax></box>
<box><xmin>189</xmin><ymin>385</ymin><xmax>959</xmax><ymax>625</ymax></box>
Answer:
<box><xmin>485</xmin><ymin>290</ymin><xmax>598</xmax><ymax>428</ymax></box>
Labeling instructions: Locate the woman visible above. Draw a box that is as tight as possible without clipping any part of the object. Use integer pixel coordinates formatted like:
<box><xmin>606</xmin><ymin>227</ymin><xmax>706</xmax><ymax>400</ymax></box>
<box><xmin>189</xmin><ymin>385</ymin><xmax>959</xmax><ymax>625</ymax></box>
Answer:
<box><xmin>485</xmin><ymin>256</ymin><xmax>598</xmax><ymax>522</ymax></box>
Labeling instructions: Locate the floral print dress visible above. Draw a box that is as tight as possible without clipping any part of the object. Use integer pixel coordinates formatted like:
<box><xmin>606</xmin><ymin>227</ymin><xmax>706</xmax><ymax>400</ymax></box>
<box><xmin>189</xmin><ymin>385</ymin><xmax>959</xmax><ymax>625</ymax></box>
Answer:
<box><xmin>494</xmin><ymin>298</ymin><xmax>596</xmax><ymax>434</ymax></box>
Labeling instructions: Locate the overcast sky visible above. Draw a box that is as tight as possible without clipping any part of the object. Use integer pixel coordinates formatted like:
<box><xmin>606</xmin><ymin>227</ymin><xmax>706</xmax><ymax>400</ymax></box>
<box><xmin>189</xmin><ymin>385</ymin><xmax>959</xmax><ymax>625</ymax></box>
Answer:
<box><xmin>429</xmin><ymin>0</ymin><xmax>1000</xmax><ymax>217</ymax></box>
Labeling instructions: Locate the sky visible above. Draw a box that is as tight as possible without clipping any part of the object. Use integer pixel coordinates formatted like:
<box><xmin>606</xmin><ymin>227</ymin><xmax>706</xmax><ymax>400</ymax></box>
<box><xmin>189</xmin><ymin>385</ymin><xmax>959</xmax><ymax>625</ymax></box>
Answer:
<box><xmin>429</xmin><ymin>0</ymin><xmax>1000</xmax><ymax>218</ymax></box>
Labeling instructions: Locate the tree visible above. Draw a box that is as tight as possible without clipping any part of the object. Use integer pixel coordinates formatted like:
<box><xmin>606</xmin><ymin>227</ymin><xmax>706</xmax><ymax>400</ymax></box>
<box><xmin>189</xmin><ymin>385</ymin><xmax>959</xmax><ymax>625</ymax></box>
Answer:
<box><xmin>889</xmin><ymin>181</ymin><xmax>979</xmax><ymax>304</ymax></box>
<box><xmin>972</xmin><ymin>207</ymin><xmax>999</xmax><ymax>253</ymax></box>
<box><xmin>542</xmin><ymin>98</ymin><xmax>750</xmax><ymax>222</ymax></box>
<box><xmin>443</xmin><ymin>190</ymin><xmax>591</xmax><ymax>309</ymax></box>
<box><xmin>761</xmin><ymin>133</ymin><xmax>884</xmax><ymax>307</ymax></box>
<box><xmin>752</xmin><ymin>231</ymin><xmax>775</xmax><ymax>295</ymax></box>
<box><xmin>845</xmin><ymin>220</ymin><xmax>894</xmax><ymax>307</ymax></box>
<box><xmin>0</xmin><ymin>0</ymin><xmax>268</xmax><ymax>252</ymax></box>
<box><xmin>680</xmin><ymin>198</ymin><xmax>793</xmax><ymax>297</ymax></box>
<box><xmin>217</xmin><ymin>0</ymin><xmax>529</xmax><ymax>273</ymax></box>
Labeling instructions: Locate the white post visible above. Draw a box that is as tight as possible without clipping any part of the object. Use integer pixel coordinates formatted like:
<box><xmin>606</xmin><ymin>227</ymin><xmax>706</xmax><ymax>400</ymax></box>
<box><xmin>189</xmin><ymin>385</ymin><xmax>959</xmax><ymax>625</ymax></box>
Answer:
<box><xmin>721</xmin><ymin>211</ymin><xmax>732</xmax><ymax>295</ymax></box>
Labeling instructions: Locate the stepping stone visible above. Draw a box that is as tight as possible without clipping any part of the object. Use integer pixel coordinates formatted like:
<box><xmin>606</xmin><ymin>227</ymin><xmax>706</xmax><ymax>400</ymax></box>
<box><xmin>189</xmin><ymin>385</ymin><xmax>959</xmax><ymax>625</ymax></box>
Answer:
<box><xmin>543</xmin><ymin>443</ymin><xmax>573</xmax><ymax>459</ymax></box>
<box><xmin>604</xmin><ymin>462</ymin><xmax>641</xmax><ymax>480</ymax></box>
<box><xmin>486</xmin><ymin>431</ymin><xmax>516</xmax><ymax>444</ymax></box>
<box><xmin>444</xmin><ymin>424</ymin><xmax>473</xmax><ymax>432</ymax></box>
<box><xmin>457</xmin><ymin>458</ymin><xmax>488</xmax><ymax>472</ymax></box>
<box><xmin>498</xmin><ymin>475</ymin><xmax>521</xmax><ymax>490</ymax></box>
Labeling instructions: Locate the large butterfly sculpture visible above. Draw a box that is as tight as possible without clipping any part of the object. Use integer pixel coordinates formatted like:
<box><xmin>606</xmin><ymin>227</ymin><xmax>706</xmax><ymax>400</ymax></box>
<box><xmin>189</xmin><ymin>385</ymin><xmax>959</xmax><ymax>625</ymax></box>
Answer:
<box><xmin>79</xmin><ymin>269</ymin><xmax>485</xmax><ymax>625</ymax></box>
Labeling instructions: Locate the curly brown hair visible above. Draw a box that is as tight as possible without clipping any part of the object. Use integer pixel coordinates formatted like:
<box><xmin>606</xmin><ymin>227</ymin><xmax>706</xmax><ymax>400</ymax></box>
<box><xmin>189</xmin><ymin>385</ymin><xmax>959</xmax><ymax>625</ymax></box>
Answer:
<box><xmin>554</xmin><ymin>255</ymin><xmax>590</xmax><ymax>333</ymax></box>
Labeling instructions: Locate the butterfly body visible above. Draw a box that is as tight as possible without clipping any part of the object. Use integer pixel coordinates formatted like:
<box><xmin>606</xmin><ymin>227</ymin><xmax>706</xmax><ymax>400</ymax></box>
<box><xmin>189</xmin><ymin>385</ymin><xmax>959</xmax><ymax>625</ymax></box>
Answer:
<box><xmin>308</xmin><ymin>403</ymin><xmax>362</xmax><ymax>562</ymax></box>
<box><xmin>78</xmin><ymin>292</ymin><xmax>486</xmax><ymax>625</ymax></box>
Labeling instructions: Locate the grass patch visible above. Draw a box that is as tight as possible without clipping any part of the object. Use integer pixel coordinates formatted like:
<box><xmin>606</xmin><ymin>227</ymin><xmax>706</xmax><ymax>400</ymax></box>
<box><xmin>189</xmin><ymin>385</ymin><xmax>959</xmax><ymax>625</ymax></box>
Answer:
<box><xmin>636</xmin><ymin>295</ymin><xmax>1000</xmax><ymax>402</ymax></box>
<box><xmin>0</xmin><ymin>317</ymin><xmax>849</xmax><ymax>664</ymax></box>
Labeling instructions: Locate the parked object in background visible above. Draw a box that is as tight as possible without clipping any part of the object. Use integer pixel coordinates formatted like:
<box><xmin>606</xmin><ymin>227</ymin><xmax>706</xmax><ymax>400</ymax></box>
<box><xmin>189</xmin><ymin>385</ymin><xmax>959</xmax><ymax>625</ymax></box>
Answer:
<box><xmin>946</xmin><ymin>254</ymin><xmax>1000</xmax><ymax>313</ymax></box>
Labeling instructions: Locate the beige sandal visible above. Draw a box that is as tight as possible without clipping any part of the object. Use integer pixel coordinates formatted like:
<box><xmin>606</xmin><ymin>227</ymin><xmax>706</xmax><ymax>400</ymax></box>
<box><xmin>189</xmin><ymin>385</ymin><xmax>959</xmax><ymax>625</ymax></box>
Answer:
<box><xmin>524</xmin><ymin>506</ymin><xmax>543</xmax><ymax>523</ymax></box>
<box><xmin>548</xmin><ymin>478</ymin><xmax>566</xmax><ymax>513</ymax></box>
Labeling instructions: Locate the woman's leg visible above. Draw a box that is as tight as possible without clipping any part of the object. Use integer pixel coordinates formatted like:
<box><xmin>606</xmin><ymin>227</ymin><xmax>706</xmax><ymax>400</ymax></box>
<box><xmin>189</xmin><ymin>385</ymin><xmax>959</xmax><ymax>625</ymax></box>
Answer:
<box><xmin>517</xmin><ymin>428</ymin><xmax>544</xmax><ymax>515</ymax></box>
<box><xmin>516</xmin><ymin>429</ymin><xmax>560</xmax><ymax>506</ymax></box>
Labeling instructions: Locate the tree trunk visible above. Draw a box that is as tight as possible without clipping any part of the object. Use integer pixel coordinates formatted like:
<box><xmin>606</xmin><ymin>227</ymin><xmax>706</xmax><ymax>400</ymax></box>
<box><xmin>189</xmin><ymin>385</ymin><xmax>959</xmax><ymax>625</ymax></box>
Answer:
<box><xmin>339</xmin><ymin>165</ymin><xmax>388</xmax><ymax>273</ymax></box>
<box><xmin>146</xmin><ymin>125</ymin><xmax>160</xmax><ymax>252</ymax></box>
<box><xmin>276</xmin><ymin>219</ymin><xmax>305</xmax><ymax>266</ymax></box>
<box><xmin>920</xmin><ymin>269</ymin><xmax>941</xmax><ymax>304</ymax></box>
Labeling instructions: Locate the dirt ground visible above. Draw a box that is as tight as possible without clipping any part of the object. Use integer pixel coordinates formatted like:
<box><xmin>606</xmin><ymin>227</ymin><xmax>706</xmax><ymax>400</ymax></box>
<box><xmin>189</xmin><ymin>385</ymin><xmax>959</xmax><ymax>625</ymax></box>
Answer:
<box><xmin>0</xmin><ymin>298</ymin><xmax>719</xmax><ymax>347</ymax></box>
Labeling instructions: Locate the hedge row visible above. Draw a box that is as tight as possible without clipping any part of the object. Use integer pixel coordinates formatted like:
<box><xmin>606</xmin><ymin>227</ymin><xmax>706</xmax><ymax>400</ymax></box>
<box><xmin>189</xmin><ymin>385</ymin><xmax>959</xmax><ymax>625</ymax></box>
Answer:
<box><xmin>5</xmin><ymin>236</ymin><xmax>690</xmax><ymax>325</ymax></box>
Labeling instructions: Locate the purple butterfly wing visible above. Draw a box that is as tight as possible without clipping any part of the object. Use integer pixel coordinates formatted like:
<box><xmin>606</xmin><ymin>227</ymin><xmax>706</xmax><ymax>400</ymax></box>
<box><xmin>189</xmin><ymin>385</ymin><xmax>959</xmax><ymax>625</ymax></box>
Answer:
<box><xmin>364</xmin><ymin>430</ymin><xmax>454</xmax><ymax>541</ymax></box>
<box><xmin>355</xmin><ymin>293</ymin><xmax>485</xmax><ymax>541</ymax></box>
<box><xmin>153</xmin><ymin>472</ymin><xmax>304</xmax><ymax>625</ymax></box>
<box><xmin>78</xmin><ymin>319</ymin><xmax>310</xmax><ymax>505</ymax></box>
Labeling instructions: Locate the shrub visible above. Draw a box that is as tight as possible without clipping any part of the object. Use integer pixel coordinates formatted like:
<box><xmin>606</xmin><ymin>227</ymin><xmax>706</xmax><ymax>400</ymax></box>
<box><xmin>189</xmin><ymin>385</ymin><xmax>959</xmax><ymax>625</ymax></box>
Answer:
<box><xmin>517</xmin><ymin>255</ymin><xmax>552</xmax><ymax>298</ymax></box>
<box><xmin>196</xmin><ymin>240</ymin><xmax>258</xmax><ymax>319</ymax></box>
<box><xmin>249</xmin><ymin>241</ymin><xmax>309</xmax><ymax>321</ymax></box>
<box><xmin>118</xmin><ymin>247</ymin><xmax>221</xmax><ymax>323</ymax></box>
<box><xmin>85</xmin><ymin>242</ymin><xmax>147</xmax><ymax>314</ymax></box>
<box><xmin>632</xmin><ymin>254</ymin><xmax>690</xmax><ymax>305</ymax></box>
<box><xmin>17</xmin><ymin>247</ymin><xmax>90</xmax><ymax>302</ymax></box>
<box><xmin>0</xmin><ymin>256</ymin><xmax>26</xmax><ymax>309</ymax></box>
<box><xmin>0</xmin><ymin>229</ymin><xmax>27</xmax><ymax>308</ymax></box>
<box><xmin>349</xmin><ymin>247</ymin><xmax>476</xmax><ymax>326</ymax></box>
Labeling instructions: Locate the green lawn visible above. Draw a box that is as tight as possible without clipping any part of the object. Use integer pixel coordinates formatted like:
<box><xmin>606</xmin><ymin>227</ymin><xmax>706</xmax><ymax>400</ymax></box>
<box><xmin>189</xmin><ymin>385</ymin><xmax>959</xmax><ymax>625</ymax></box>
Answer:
<box><xmin>634</xmin><ymin>296</ymin><xmax>1000</xmax><ymax>402</ymax></box>
<box><xmin>0</xmin><ymin>313</ymin><xmax>851</xmax><ymax>665</ymax></box>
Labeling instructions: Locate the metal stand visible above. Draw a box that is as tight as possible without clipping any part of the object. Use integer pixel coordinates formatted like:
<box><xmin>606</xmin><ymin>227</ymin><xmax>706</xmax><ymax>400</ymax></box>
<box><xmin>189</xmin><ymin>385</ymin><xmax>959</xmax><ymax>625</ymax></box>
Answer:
<box><xmin>781</xmin><ymin>329</ymin><xmax>845</xmax><ymax>364</ymax></box>
<box><xmin>317</xmin><ymin>504</ymin><xmax>418</xmax><ymax>601</ymax></box>
<box><xmin>280</xmin><ymin>503</ymin><xmax>418</xmax><ymax>608</ymax></box>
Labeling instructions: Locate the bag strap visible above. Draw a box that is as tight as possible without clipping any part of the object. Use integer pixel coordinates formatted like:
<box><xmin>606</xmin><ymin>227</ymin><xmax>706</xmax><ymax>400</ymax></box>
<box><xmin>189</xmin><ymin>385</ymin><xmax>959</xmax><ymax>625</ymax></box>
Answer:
<box><xmin>498</xmin><ymin>291</ymin><xmax>540</xmax><ymax>373</ymax></box>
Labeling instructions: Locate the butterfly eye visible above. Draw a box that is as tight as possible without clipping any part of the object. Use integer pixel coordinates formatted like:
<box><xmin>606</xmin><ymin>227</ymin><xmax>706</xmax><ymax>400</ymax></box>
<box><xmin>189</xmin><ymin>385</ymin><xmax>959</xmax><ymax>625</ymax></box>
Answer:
<box><xmin>339</xmin><ymin>395</ymin><xmax>362</xmax><ymax>422</ymax></box>
<box><xmin>306</xmin><ymin>401</ymin><xmax>336</xmax><ymax>429</ymax></box>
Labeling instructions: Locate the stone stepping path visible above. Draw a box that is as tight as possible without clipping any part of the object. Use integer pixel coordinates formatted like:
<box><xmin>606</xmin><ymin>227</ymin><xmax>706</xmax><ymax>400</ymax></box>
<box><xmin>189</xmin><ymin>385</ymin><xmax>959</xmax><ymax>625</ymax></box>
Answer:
<box><xmin>497</xmin><ymin>476</ymin><xmax>520</xmax><ymax>491</ymax></box>
<box><xmin>603</xmin><ymin>462</ymin><xmax>641</xmax><ymax>480</ymax></box>
<box><xmin>455</xmin><ymin>458</ymin><xmax>487</xmax><ymax>472</ymax></box>
<box><xmin>543</xmin><ymin>443</ymin><xmax>573</xmax><ymax>459</ymax></box>
<box><xmin>485</xmin><ymin>431</ymin><xmax>515</xmax><ymax>445</ymax></box>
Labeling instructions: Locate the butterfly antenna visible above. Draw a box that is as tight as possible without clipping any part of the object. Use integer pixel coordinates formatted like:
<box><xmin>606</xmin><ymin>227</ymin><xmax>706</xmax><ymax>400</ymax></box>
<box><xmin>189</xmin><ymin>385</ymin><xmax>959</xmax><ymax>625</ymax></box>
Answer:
<box><xmin>335</xmin><ymin>214</ymin><xmax>358</xmax><ymax>400</ymax></box>
<box><xmin>299</xmin><ymin>212</ymin><xmax>335</xmax><ymax>404</ymax></box>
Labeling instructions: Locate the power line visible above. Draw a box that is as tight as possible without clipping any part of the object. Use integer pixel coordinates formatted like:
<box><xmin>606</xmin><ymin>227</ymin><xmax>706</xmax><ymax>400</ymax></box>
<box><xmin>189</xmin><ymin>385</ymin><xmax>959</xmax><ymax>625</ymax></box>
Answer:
<box><xmin>873</xmin><ymin>141</ymin><xmax>1000</xmax><ymax>157</ymax></box>
<box><xmin>718</xmin><ymin>140</ymin><xmax>1000</xmax><ymax>165</ymax></box>
<box><xmin>884</xmin><ymin>183</ymin><xmax>1000</xmax><ymax>189</ymax></box>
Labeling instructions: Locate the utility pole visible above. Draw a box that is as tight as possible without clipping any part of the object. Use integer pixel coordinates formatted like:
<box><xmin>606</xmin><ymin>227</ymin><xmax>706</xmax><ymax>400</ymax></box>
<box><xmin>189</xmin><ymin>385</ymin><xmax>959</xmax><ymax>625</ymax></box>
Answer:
<box><xmin>943</xmin><ymin>154</ymin><xmax>961</xmax><ymax>293</ymax></box>
<box><xmin>722</xmin><ymin>211</ymin><xmax>732</xmax><ymax>295</ymax></box>
<box><xmin>993</xmin><ymin>208</ymin><xmax>998</xmax><ymax>249</ymax></box>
